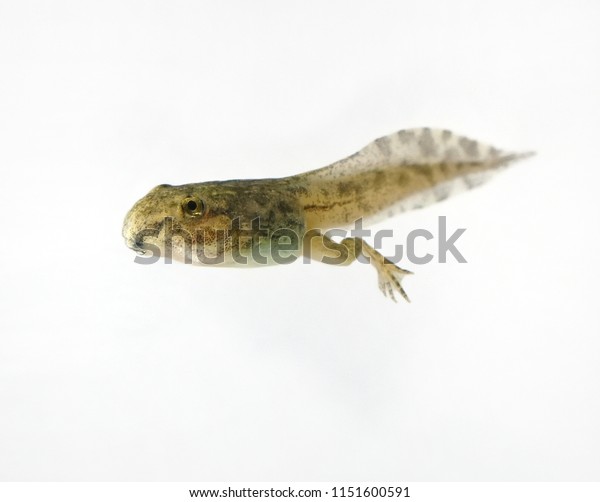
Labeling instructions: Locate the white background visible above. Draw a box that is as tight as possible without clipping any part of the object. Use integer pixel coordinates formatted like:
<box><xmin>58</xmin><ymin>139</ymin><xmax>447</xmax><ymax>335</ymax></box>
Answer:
<box><xmin>1</xmin><ymin>0</ymin><xmax>599</xmax><ymax>481</ymax></box>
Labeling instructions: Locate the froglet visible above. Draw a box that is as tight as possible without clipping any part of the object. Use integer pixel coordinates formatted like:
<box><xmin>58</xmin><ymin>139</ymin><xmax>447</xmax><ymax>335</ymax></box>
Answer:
<box><xmin>122</xmin><ymin>128</ymin><xmax>532</xmax><ymax>301</ymax></box>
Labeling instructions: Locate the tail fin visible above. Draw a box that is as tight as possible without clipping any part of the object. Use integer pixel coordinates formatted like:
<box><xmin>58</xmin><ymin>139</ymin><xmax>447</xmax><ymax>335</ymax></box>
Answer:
<box><xmin>305</xmin><ymin>127</ymin><xmax>534</xmax><ymax>180</ymax></box>
<box><xmin>298</xmin><ymin>128</ymin><xmax>534</xmax><ymax>226</ymax></box>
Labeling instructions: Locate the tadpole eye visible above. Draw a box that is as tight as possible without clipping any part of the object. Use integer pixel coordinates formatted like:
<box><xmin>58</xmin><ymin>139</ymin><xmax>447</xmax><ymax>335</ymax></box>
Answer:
<box><xmin>182</xmin><ymin>197</ymin><xmax>205</xmax><ymax>217</ymax></box>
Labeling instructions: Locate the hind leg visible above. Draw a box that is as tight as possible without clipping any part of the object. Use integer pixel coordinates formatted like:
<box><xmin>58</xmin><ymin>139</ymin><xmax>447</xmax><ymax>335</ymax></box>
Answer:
<box><xmin>303</xmin><ymin>231</ymin><xmax>412</xmax><ymax>302</ymax></box>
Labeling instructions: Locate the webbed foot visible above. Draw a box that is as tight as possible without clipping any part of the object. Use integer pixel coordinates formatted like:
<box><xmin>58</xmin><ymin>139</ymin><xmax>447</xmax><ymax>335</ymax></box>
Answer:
<box><xmin>375</xmin><ymin>257</ymin><xmax>413</xmax><ymax>303</ymax></box>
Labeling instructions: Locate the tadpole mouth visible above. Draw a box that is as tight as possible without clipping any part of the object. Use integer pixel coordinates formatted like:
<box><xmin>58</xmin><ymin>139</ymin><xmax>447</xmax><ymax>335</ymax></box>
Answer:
<box><xmin>122</xmin><ymin>208</ymin><xmax>166</xmax><ymax>256</ymax></box>
<box><xmin>125</xmin><ymin>237</ymin><xmax>147</xmax><ymax>255</ymax></box>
